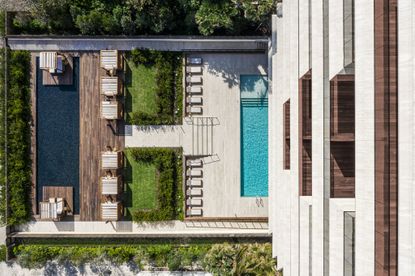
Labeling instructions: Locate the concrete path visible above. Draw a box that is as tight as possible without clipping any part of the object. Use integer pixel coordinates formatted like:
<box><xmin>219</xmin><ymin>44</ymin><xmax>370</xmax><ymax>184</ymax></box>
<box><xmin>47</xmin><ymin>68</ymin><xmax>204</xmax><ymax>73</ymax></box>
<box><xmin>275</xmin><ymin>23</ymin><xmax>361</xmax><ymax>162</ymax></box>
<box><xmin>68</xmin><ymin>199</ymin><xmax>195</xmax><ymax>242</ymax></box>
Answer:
<box><xmin>125</xmin><ymin>125</ymin><xmax>190</xmax><ymax>151</ymax></box>
<box><xmin>7</xmin><ymin>36</ymin><xmax>269</xmax><ymax>52</ymax></box>
<box><xmin>13</xmin><ymin>220</ymin><xmax>269</xmax><ymax>237</ymax></box>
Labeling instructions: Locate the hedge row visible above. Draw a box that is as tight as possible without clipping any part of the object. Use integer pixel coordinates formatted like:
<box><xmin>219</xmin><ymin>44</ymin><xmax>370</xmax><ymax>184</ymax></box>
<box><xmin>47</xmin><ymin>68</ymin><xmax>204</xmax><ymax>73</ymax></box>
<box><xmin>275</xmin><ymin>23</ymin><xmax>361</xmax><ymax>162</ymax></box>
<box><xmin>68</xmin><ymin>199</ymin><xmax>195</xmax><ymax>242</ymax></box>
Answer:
<box><xmin>128</xmin><ymin>148</ymin><xmax>183</xmax><ymax>222</ymax></box>
<box><xmin>129</xmin><ymin>49</ymin><xmax>183</xmax><ymax>125</ymax></box>
<box><xmin>0</xmin><ymin>49</ymin><xmax>5</xmax><ymax>224</ymax></box>
<box><xmin>7</xmin><ymin>51</ymin><xmax>32</xmax><ymax>225</ymax></box>
<box><xmin>13</xmin><ymin>243</ymin><xmax>276</xmax><ymax>275</ymax></box>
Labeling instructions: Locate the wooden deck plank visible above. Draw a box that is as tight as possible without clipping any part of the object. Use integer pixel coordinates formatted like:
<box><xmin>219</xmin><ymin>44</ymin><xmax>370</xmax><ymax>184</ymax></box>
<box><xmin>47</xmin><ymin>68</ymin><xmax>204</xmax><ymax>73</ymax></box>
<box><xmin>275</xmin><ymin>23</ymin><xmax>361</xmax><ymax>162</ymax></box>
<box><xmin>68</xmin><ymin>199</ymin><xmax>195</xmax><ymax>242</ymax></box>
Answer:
<box><xmin>79</xmin><ymin>52</ymin><xmax>124</xmax><ymax>221</ymax></box>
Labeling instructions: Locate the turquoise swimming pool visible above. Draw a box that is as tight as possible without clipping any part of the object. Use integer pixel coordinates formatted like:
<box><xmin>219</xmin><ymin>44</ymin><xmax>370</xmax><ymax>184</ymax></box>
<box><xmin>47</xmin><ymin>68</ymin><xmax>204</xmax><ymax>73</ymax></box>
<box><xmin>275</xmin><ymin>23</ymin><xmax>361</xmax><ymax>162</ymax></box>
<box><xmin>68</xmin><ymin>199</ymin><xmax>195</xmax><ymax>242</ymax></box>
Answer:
<box><xmin>240</xmin><ymin>75</ymin><xmax>268</xmax><ymax>197</ymax></box>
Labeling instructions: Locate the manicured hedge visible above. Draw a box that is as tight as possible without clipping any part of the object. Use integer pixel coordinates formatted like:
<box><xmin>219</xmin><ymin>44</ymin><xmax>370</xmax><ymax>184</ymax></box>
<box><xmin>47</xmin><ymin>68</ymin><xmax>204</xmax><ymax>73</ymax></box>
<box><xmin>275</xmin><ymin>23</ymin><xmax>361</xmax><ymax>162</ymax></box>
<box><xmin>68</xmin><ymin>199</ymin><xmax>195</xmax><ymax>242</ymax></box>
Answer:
<box><xmin>128</xmin><ymin>148</ymin><xmax>183</xmax><ymax>222</ymax></box>
<box><xmin>7</xmin><ymin>50</ymin><xmax>32</xmax><ymax>225</ymax></box>
<box><xmin>0</xmin><ymin>245</ymin><xmax>6</xmax><ymax>262</ymax></box>
<box><xmin>129</xmin><ymin>49</ymin><xmax>183</xmax><ymax>125</ymax></box>
<box><xmin>13</xmin><ymin>243</ymin><xmax>276</xmax><ymax>274</ymax></box>
<box><xmin>0</xmin><ymin>49</ymin><xmax>5</xmax><ymax>224</ymax></box>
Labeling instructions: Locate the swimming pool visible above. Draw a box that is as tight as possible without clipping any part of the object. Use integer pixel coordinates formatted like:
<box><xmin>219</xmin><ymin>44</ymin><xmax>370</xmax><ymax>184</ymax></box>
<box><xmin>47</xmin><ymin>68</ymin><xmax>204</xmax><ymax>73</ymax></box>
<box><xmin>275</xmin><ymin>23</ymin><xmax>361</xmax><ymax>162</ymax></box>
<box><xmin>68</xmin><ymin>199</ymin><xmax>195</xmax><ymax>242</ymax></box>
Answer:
<box><xmin>36</xmin><ymin>58</ymin><xmax>80</xmax><ymax>213</ymax></box>
<box><xmin>240</xmin><ymin>75</ymin><xmax>268</xmax><ymax>197</ymax></box>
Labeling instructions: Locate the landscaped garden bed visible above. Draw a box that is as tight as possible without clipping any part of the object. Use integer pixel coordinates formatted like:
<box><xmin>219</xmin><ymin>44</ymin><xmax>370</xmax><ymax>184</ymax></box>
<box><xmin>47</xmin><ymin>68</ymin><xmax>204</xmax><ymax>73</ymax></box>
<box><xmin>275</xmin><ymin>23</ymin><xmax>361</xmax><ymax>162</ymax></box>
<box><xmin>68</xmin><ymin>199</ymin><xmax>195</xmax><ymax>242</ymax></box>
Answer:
<box><xmin>12</xmin><ymin>242</ymin><xmax>276</xmax><ymax>274</ymax></box>
<box><xmin>4</xmin><ymin>50</ymin><xmax>32</xmax><ymax>225</ymax></box>
<box><xmin>124</xmin><ymin>148</ymin><xmax>183</xmax><ymax>221</ymax></box>
<box><xmin>125</xmin><ymin>49</ymin><xmax>183</xmax><ymax>125</ymax></box>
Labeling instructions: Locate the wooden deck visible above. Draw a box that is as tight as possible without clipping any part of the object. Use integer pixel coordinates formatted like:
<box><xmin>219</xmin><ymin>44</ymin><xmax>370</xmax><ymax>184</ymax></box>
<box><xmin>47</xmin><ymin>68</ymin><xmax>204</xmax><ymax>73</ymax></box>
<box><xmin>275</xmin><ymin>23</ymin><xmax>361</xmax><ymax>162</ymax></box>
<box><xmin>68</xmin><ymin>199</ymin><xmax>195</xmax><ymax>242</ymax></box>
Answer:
<box><xmin>42</xmin><ymin>186</ymin><xmax>74</xmax><ymax>214</ymax></box>
<box><xmin>79</xmin><ymin>52</ymin><xmax>124</xmax><ymax>221</ymax></box>
<box><xmin>42</xmin><ymin>54</ymin><xmax>73</xmax><ymax>85</ymax></box>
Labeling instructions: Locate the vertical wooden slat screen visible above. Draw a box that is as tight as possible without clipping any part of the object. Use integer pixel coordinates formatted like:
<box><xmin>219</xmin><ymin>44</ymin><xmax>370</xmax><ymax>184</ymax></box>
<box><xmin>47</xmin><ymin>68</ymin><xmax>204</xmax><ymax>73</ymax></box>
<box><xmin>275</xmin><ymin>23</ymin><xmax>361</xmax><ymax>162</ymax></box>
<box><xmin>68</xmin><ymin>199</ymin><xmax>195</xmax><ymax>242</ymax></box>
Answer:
<box><xmin>330</xmin><ymin>74</ymin><xmax>355</xmax><ymax>198</ymax></box>
<box><xmin>283</xmin><ymin>100</ymin><xmax>291</xmax><ymax>170</ymax></box>
<box><xmin>299</xmin><ymin>71</ymin><xmax>312</xmax><ymax>195</ymax></box>
<box><xmin>374</xmin><ymin>0</ymin><xmax>398</xmax><ymax>274</ymax></box>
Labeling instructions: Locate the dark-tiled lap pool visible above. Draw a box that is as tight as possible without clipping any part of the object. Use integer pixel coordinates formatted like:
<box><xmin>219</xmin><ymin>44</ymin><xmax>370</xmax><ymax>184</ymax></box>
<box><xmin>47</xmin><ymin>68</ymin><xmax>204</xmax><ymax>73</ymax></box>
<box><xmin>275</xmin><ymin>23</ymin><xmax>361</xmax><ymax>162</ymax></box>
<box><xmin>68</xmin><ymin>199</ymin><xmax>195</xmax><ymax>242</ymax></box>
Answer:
<box><xmin>240</xmin><ymin>75</ymin><xmax>268</xmax><ymax>197</ymax></box>
<box><xmin>36</xmin><ymin>58</ymin><xmax>80</xmax><ymax>213</ymax></box>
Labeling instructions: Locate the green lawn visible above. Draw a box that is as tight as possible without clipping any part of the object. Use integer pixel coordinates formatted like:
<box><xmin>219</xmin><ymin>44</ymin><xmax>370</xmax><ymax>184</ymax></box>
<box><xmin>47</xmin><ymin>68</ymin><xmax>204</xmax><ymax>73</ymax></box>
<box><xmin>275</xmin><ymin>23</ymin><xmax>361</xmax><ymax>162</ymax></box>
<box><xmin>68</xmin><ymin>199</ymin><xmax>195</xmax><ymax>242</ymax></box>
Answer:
<box><xmin>125</xmin><ymin>58</ymin><xmax>158</xmax><ymax>123</ymax></box>
<box><xmin>124</xmin><ymin>150</ymin><xmax>157</xmax><ymax>217</ymax></box>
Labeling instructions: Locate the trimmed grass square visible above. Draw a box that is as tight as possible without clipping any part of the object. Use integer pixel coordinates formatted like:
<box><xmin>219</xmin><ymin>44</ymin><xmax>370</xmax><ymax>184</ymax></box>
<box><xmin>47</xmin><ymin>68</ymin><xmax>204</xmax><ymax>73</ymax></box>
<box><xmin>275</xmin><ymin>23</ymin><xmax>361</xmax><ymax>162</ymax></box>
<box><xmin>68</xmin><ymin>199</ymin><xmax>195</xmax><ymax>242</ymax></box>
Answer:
<box><xmin>124</xmin><ymin>150</ymin><xmax>157</xmax><ymax>217</ymax></box>
<box><xmin>124</xmin><ymin>58</ymin><xmax>158</xmax><ymax>123</ymax></box>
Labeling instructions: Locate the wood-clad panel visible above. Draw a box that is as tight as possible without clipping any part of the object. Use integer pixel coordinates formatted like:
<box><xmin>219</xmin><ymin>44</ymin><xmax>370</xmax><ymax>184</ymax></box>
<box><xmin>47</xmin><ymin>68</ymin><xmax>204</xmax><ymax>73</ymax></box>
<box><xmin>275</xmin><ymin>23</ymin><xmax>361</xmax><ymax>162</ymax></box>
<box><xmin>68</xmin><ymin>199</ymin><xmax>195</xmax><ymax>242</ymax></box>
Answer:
<box><xmin>374</xmin><ymin>0</ymin><xmax>398</xmax><ymax>274</ymax></box>
<box><xmin>330</xmin><ymin>74</ymin><xmax>355</xmax><ymax>198</ymax></box>
<box><xmin>79</xmin><ymin>53</ymin><xmax>124</xmax><ymax>221</ymax></box>
<box><xmin>283</xmin><ymin>100</ymin><xmax>290</xmax><ymax>170</ymax></box>
<box><xmin>299</xmin><ymin>71</ymin><xmax>312</xmax><ymax>196</ymax></box>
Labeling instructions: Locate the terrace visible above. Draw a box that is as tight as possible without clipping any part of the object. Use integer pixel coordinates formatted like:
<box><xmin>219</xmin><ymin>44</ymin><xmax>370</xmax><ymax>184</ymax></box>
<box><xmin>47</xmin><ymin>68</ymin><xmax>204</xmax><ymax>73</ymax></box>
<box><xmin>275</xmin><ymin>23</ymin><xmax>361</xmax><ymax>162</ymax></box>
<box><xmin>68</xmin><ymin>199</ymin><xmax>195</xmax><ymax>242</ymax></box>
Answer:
<box><xmin>28</xmin><ymin>48</ymin><xmax>268</xmax><ymax>230</ymax></box>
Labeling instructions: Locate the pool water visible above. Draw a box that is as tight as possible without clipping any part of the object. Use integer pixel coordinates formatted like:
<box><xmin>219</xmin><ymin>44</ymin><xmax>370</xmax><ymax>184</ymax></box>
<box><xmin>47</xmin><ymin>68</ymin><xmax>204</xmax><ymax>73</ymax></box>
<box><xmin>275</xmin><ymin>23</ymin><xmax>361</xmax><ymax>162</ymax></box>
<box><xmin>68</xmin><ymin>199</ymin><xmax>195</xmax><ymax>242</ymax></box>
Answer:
<box><xmin>36</xmin><ymin>58</ymin><xmax>80</xmax><ymax>213</ymax></box>
<box><xmin>240</xmin><ymin>75</ymin><xmax>268</xmax><ymax>197</ymax></box>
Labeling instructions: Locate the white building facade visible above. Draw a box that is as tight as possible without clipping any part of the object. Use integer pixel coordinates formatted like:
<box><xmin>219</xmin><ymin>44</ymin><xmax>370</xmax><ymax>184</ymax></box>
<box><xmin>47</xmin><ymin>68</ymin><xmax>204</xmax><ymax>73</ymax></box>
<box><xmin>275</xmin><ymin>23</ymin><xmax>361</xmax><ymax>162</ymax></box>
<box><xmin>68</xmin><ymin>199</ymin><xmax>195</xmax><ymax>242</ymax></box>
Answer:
<box><xmin>269</xmin><ymin>0</ymin><xmax>415</xmax><ymax>275</ymax></box>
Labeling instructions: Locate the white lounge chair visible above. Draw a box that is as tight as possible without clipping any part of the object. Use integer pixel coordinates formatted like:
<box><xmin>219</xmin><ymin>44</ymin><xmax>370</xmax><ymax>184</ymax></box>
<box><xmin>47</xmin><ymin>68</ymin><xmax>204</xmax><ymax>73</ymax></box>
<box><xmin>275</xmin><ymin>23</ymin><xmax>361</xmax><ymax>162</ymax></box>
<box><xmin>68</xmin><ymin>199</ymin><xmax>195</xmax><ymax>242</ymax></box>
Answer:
<box><xmin>187</xmin><ymin>198</ymin><xmax>202</xmax><ymax>206</ymax></box>
<box><xmin>186</xmin><ymin>66</ymin><xmax>202</xmax><ymax>74</ymax></box>
<box><xmin>186</xmin><ymin>169</ymin><xmax>202</xmax><ymax>177</ymax></box>
<box><xmin>186</xmin><ymin>159</ymin><xmax>203</xmax><ymax>167</ymax></box>
<box><xmin>101</xmin><ymin>101</ymin><xmax>122</xmax><ymax>120</ymax></box>
<box><xmin>100</xmin><ymin>50</ymin><xmax>119</xmax><ymax>71</ymax></box>
<box><xmin>102</xmin><ymin>151</ymin><xmax>122</xmax><ymax>169</ymax></box>
<box><xmin>186</xmin><ymin>188</ymin><xmax>203</xmax><ymax>196</ymax></box>
<box><xmin>186</xmin><ymin>57</ymin><xmax>203</xmax><ymax>65</ymax></box>
<box><xmin>40</xmin><ymin>52</ymin><xmax>57</xmax><ymax>70</ymax></box>
<box><xmin>101</xmin><ymin>77</ymin><xmax>120</xmax><ymax>96</ymax></box>
<box><xmin>186</xmin><ymin>97</ymin><xmax>203</xmax><ymax>104</ymax></box>
<box><xmin>187</xmin><ymin>179</ymin><xmax>202</xmax><ymax>187</ymax></box>
<box><xmin>101</xmin><ymin>176</ymin><xmax>120</xmax><ymax>195</ymax></box>
<box><xmin>186</xmin><ymin>208</ymin><xmax>203</xmax><ymax>216</ymax></box>
<box><xmin>186</xmin><ymin>86</ymin><xmax>202</xmax><ymax>94</ymax></box>
<box><xmin>186</xmin><ymin>76</ymin><xmax>202</xmax><ymax>84</ymax></box>
<box><xmin>101</xmin><ymin>201</ymin><xmax>121</xmax><ymax>221</ymax></box>
<box><xmin>186</xmin><ymin>106</ymin><xmax>202</xmax><ymax>115</ymax></box>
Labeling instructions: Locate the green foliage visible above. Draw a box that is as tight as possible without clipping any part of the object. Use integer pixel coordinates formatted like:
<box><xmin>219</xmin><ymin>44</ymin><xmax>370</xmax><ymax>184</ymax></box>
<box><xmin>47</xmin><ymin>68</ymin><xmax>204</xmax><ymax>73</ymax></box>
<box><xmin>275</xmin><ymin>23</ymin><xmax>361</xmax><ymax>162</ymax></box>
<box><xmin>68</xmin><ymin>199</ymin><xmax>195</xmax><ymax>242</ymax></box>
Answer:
<box><xmin>0</xmin><ymin>49</ymin><xmax>5</xmax><ymax>224</ymax></box>
<box><xmin>195</xmin><ymin>0</ymin><xmax>238</xmax><ymax>36</ymax></box>
<box><xmin>13</xmin><ymin>243</ymin><xmax>275</xmax><ymax>273</ymax></box>
<box><xmin>7</xmin><ymin>51</ymin><xmax>32</xmax><ymax>225</ymax></box>
<box><xmin>204</xmin><ymin>243</ymin><xmax>277</xmax><ymax>276</ymax></box>
<box><xmin>14</xmin><ymin>244</ymin><xmax>212</xmax><ymax>271</ymax></box>
<box><xmin>12</xmin><ymin>0</ymin><xmax>274</xmax><ymax>35</ymax></box>
<box><xmin>127</xmin><ymin>148</ymin><xmax>183</xmax><ymax>222</ymax></box>
<box><xmin>128</xmin><ymin>50</ymin><xmax>183</xmax><ymax>125</ymax></box>
<box><xmin>0</xmin><ymin>245</ymin><xmax>6</xmax><ymax>262</ymax></box>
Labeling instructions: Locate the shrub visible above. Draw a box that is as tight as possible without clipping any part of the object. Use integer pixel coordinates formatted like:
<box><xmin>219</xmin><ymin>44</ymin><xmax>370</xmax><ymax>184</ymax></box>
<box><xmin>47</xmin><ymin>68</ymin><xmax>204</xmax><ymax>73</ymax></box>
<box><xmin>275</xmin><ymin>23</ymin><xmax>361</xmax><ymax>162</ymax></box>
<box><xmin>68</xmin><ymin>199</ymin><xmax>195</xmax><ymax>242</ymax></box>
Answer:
<box><xmin>0</xmin><ymin>245</ymin><xmax>6</xmax><ymax>262</ymax></box>
<box><xmin>13</xmin><ymin>243</ymin><xmax>275</xmax><ymax>273</ymax></box>
<box><xmin>203</xmin><ymin>243</ymin><xmax>276</xmax><ymax>276</ymax></box>
<box><xmin>128</xmin><ymin>148</ymin><xmax>183</xmax><ymax>222</ymax></box>
<box><xmin>7</xmin><ymin>50</ymin><xmax>32</xmax><ymax>225</ymax></box>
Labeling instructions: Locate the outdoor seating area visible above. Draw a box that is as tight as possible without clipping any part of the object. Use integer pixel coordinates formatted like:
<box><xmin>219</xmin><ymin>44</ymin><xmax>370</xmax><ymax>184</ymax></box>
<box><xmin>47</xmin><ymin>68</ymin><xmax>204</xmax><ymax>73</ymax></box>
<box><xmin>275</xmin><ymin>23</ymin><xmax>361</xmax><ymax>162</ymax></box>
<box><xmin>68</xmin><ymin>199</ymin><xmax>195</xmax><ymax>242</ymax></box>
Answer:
<box><xmin>40</xmin><ymin>52</ymin><xmax>65</xmax><ymax>74</ymax></box>
<box><xmin>185</xmin><ymin>57</ymin><xmax>204</xmax><ymax>116</ymax></box>
<box><xmin>39</xmin><ymin>198</ymin><xmax>66</xmax><ymax>220</ymax></box>
<box><xmin>185</xmin><ymin>156</ymin><xmax>204</xmax><ymax>217</ymax></box>
<box><xmin>101</xmin><ymin>146</ymin><xmax>123</xmax><ymax>220</ymax></box>
<box><xmin>99</xmin><ymin>51</ymin><xmax>123</xmax><ymax>120</ymax></box>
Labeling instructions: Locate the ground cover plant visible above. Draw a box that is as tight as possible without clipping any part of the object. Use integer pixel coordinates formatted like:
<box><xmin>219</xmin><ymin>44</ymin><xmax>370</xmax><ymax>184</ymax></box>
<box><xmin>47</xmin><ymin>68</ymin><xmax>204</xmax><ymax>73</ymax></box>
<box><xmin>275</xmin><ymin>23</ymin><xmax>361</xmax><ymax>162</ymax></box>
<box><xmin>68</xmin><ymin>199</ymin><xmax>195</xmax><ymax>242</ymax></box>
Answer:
<box><xmin>10</xmin><ymin>0</ymin><xmax>275</xmax><ymax>36</ymax></box>
<box><xmin>124</xmin><ymin>148</ymin><xmax>183</xmax><ymax>222</ymax></box>
<box><xmin>6</xmin><ymin>50</ymin><xmax>32</xmax><ymax>225</ymax></box>
<box><xmin>13</xmin><ymin>242</ymin><xmax>276</xmax><ymax>274</ymax></box>
<box><xmin>125</xmin><ymin>49</ymin><xmax>183</xmax><ymax>125</ymax></box>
